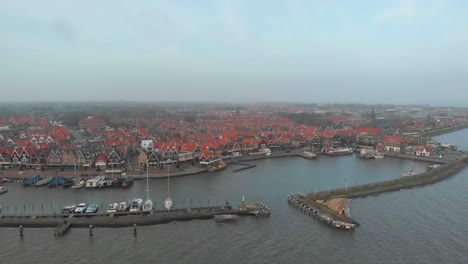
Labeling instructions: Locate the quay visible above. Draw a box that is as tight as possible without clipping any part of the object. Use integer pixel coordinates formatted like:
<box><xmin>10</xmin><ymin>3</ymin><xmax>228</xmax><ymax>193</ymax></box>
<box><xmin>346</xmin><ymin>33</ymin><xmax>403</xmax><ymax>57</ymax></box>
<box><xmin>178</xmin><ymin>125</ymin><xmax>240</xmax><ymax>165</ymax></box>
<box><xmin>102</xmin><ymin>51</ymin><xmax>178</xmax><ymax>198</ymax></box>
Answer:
<box><xmin>0</xmin><ymin>200</ymin><xmax>270</xmax><ymax>236</ymax></box>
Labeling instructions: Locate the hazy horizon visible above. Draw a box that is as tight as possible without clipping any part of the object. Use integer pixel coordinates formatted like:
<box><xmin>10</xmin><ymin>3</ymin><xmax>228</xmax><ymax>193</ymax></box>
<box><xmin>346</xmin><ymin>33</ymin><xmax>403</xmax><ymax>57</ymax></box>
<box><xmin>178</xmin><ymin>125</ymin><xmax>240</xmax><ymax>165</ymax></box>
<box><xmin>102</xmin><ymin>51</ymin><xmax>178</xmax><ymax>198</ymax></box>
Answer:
<box><xmin>1</xmin><ymin>1</ymin><xmax>467</xmax><ymax>106</ymax></box>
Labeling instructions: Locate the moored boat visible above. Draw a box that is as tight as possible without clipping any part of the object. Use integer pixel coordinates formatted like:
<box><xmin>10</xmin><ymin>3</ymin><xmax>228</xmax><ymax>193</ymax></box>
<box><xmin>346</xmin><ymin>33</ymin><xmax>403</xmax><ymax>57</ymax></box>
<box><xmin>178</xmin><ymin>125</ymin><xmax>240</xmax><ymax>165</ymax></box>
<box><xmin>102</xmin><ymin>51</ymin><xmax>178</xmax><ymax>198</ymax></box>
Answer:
<box><xmin>142</xmin><ymin>199</ymin><xmax>153</xmax><ymax>212</ymax></box>
<box><xmin>71</xmin><ymin>179</ymin><xmax>85</xmax><ymax>189</ymax></box>
<box><xmin>48</xmin><ymin>176</ymin><xmax>65</xmax><ymax>187</ymax></box>
<box><xmin>62</xmin><ymin>178</ymin><xmax>75</xmax><ymax>188</ymax></box>
<box><xmin>85</xmin><ymin>203</ymin><xmax>99</xmax><ymax>213</ymax></box>
<box><xmin>61</xmin><ymin>205</ymin><xmax>77</xmax><ymax>215</ymax></box>
<box><xmin>23</xmin><ymin>175</ymin><xmax>41</xmax><ymax>187</ymax></box>
<box><xmin>35</xmin><ymin>176</ymin><xmax>54</xmax><ymax>187</ymax></box>
<box><xmin>0</xmin><ymin>186</ymin><xmax>7</xmax><ymax>194</ymax></box>
<box><xmin>74</xmin><ymin>203</ymin><xmax>87</xmax><ymax>214</ymax></box>
<box><xmin>85</xmin><ymin>176</ymin><xmax>105</xmax><ymax>188</ymax></box>
<box><xmin>327</xmin><ymin>148</ymin><xmax>353</xmax><ymax>155</ymax></box>
<box><xmin>208</xmin><ymin>161</ymin><xmax>227</xmax><ymax>172</ymax></box>
<box><xmin>373</xmin><ymin>153</ymin><xmax>385</xmax><ymax>159</ymax></box>
<box><xmin>129</xmin><ymin>198</ymin><xmax>143</xmax><ymax>212</ymax></box>
<box><xmin>121</xmin><ymin>176</ymin><xmax>134</xmax><ymax>188</ymax></box>
<box><xmin>214</xmin><ymin>214</ymin><xmax>239</xmax><ymax>222</ymax></box>
<box><xmin>118</xmin><ymin>201</ymin><xmax>131</xmax><ymax>212</ymax></box>
<box><xmin>107</xmin><ymin>203</ymin><xmax>119</xmax><ymax>213</ymax></box>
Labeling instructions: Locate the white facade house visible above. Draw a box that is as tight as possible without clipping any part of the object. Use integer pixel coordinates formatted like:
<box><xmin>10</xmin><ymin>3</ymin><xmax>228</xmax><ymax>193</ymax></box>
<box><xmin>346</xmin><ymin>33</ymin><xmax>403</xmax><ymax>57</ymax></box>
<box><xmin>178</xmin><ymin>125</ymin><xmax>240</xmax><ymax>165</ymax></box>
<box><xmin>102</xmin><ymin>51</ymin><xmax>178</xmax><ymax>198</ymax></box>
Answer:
<box><xmin>140</xmin><ymin>140</ymin><xmax>154</xmax><ymax>151</ymax></box>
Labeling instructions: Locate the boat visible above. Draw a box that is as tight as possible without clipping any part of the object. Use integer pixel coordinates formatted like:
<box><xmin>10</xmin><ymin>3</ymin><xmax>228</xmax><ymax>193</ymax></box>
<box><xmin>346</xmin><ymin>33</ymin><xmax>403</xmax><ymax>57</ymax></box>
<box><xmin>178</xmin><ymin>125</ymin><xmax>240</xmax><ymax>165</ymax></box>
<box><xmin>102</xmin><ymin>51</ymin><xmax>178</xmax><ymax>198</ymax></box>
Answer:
<box><xmin>48</xmin><ymin>176</ymin><xmax>65</xmax><ymax>187</ymax></box>
<box><xmin>214</xmin><ymin>214</ymin><xmax>239</xmax><ymax>222</ymax></box>
<box><xmin>118</xmin><ymin>201</ymin><xmax>131</xmax><ymax>212</ymax></box>
<box><xmin>142</xmin><ymin>163</ymin><xmax>153</xmax><ymax>212</ymax></box>
<box><xmin>107</xmin><ymin>203</ymin><xmax>119</xmax><ymax>213</ymax></box>
<box><xmin>62</xmin><ymin>178</ymin><xmax>75</xmax><ymax>188</ymax></box>
<box><xmin>0</xmin><ymin>186</ymin><xmax>7</xmax><ymax>194</ymax></box>
<box><xmin>301</xmin><ymin>151</ymin><xmax>317</xmax><ymax>159</ymax></box>
<box><xmin>327</xmin><ymin>148</ymin><xmax>353</xmax><ymax>155</ymax></box>
<box><xmin>22</xmin><ymin>175</ymin><xmax>41</xmax><ymax>187</ymax></box>
<box><xmin>74</xmin><ymin>203</ymin><xmax>87</xmax><ymax>214</ymax></box>
<box><xmin>373</xmin><ymin>153</ymin><xmax>385</xmax><ymax>159</ymax></box>
<box><xmin>208</xmin><ymin>161</ymin><xmax>227</xmax><ymax>172</ymax></box>
<box><xmin>35</xmin><ymin>176</ymin><xmax>54</xmax><ymax>187</ymax></box>
<box><xmin>121</xmin><ymin>176</ymin><xmax>134</xmax><ymax>188</ymax></box>
<box><xmin>129</xmin><ymin>198</ymin><xmax>143</xmax><ymax>212</ymax></box>
<box><xmin>142</xmin><ymin>199</ymin><xmax>153</xmax><ymax>212</ymax></box>
<box><xmin>85</xmin><ymin>203</ymin><xmax>99</xmax><ymax>213</ymax></box>
<box><xmin>85</xmin><ymin>176</ymin><xmax>105</xmax><ymax>188</ymax></box>
<box><xmin>71</xmin><ymin>179</ymin><xmax>85</xmax><ymax>189</ymax></box>
<box><xmin>61</xmin><ymin>205</ymin><xmax>77</xmax><ymax>215</ymax></box>
<box><xmin>403</xmin><ymin>170</ymin><xmax>415</xmax><ymax>177</ymax></box>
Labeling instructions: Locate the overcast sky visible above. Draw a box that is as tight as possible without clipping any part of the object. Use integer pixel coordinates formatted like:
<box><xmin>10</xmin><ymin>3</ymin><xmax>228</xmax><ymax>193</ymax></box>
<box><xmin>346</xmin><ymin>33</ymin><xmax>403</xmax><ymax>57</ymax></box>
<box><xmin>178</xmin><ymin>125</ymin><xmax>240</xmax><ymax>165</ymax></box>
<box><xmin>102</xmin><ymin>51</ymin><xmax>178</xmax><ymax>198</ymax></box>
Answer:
<box><xmin>1</xmin><ymin>0</ymin><xmax>467</xmax><ymax>106</ymax></box>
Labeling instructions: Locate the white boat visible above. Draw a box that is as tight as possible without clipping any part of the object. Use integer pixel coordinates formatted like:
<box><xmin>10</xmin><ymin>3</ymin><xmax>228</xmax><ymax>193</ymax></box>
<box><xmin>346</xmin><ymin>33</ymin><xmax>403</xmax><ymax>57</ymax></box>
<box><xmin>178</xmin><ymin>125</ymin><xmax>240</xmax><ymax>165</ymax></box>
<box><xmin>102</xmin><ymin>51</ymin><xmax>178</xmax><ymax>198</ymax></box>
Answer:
<box><xmin>0</xmin><ymin>186</ymin><xmax>7</xmax><ymax>194</ymax></box>
<box><xmin>35</xmin><ymin>176</ymin><xmax>54</xmax><ymax>187</ymax></box>
<box><xmin>61</xmin><ymin>205</ymin><xmax>77</xmax><ymax>214</ymax></box>
<box><xmin>118</xmin><ymin>201</ymin><xmax>131</xmax><ymax>212</ymax></box>
<box><xmin>71</xmin><ymin>180</ymin><xmax>85</xmax><ymax>189</ymax></box>
<box><xmin>214</xmin><ymin>214</ymin><xmax>239</xmax><ymax>222</ymax></box>
<box><xmin>106</xmin><ymin>203</ymin><xmax>119</xmax><ymax>213</ymax></box>
<box><xmin>327</xmin><ymin>148</ymin><xmax>353</xmax><ymax>155</ymax></box>
<box><xmin>142</xmin><ymin>199</ymin><xmax>153</xmax><ymax>212</ymax></box>
<box><xmin>129</xmin><ymin>198</ymin><xmax>143</xmax><ymax>212</ymax></box>
<box><xmin>85</xmin><ymin>176</ymin><xmax>105</xmax><ymax>188</ymax></box>
<box><xmin>74</xmin><ymin>203</ymin><xmax>87</xmax><ymax>214</ymax></box>
<box><xmin>373</xmin><ymin>153</ymin><xmax>385</xmax><ymax>159</ymax></box>
<box><xmin>403</xmin><ymin>170</ymin><xmax>415</xmax><ymax>177</ymax></box>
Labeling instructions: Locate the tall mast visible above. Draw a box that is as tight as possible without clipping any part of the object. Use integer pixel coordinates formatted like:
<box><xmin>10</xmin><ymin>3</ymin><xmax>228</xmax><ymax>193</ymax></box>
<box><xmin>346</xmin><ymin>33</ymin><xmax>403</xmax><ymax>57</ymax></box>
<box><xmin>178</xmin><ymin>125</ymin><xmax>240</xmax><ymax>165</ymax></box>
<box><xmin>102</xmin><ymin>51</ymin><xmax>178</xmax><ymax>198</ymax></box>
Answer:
<box><xmin>146</xmin><ymin>159</ymin><xmax>150</xmax><ymax>201</ymax></box>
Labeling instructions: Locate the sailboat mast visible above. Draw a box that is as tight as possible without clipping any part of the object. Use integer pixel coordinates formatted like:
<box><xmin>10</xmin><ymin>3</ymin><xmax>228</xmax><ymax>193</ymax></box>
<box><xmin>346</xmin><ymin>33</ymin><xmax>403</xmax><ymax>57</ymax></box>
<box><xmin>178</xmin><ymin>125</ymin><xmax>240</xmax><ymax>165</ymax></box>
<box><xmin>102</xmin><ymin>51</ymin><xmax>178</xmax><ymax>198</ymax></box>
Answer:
<box><xmin>167</xmin><ymin>164</ymin><xmax>170</xmax><ymax>198</ymax></box>
<box><xmin>146</xmin><ymin>159</ymin><xmax>150</xmax><ymax>201</ymax></box>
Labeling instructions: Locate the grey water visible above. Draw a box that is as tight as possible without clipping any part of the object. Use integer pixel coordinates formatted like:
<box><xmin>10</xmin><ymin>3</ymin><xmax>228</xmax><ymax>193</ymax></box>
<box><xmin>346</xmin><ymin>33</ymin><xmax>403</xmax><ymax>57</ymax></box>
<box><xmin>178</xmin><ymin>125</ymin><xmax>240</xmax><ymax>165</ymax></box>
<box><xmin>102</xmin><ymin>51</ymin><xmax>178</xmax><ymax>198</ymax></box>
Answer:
<box><xmin>0</xmin><ymin>133</ymin><xmax>467</xmax><ymax>263</ymax></box>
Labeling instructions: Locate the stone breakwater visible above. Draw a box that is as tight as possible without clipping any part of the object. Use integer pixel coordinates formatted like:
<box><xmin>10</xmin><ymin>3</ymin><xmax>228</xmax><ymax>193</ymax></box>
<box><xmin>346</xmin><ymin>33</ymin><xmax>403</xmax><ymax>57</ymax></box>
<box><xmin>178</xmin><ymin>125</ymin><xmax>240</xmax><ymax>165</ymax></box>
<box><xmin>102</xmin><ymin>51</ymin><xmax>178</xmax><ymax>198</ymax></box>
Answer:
<box><xmin>311</xmin><ymin>158</ymin><xmax>467</xmax><ymax>200</ymax></box>
<box><xmin>290</xmin><ymin>158</ymin><xmax>468</xmax><ymax>230</ymax></box>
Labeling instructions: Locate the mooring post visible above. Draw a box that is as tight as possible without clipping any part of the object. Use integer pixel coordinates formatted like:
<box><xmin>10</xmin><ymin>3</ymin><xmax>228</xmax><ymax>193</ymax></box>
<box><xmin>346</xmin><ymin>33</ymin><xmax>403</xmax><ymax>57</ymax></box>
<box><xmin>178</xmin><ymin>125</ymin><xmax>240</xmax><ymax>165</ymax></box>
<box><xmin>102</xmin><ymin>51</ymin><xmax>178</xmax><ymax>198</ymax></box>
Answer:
<box><xmin>89</xmin><ymin>225</ymin><xmax>93</xmax><ymax>236</ymax></box>
<box><xmin>133</xmin><ymin>224</ymin><xmax>137</xmax><ymax>236</ymax></box>
<box><xmin>19</xmin><ymin>225</ymin><xmax>23</xmax><ymax>237</ymax></box>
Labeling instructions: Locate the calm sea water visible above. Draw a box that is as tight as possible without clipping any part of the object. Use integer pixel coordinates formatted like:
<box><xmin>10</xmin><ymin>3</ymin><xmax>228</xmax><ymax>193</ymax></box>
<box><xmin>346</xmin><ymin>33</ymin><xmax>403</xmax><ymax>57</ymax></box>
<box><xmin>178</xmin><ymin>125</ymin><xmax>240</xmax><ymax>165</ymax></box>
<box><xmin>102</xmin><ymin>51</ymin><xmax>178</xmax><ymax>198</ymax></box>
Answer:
<box><xmin>1</xmin><ymin>133</ymin><xmax>467</xmax><ymax>264</ymax></box>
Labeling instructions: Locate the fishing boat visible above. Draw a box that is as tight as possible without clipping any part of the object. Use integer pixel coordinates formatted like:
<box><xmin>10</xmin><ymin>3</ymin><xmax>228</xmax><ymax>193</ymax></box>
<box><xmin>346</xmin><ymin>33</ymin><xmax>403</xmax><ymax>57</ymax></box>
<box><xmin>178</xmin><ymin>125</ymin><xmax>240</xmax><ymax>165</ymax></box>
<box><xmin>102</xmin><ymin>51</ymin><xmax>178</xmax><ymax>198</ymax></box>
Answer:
<box><xmin>35</xmin><ymin>176</ymin><xmax>54</xmax><ymax>187</ymax></box>
<box><xmin>23</xmin><ymin>175</ymin><xmax>41</xmax><ymax>187</ymax></box>
<box><xmin>121</xmin><ymin>176</ymin><xmax>134</xmax><ymax>188</ymax></box>
<box><xmin>403</xmin><ymin>170</ymin><xmax>415</xmax><ymax>177</ymax></box>
<box><xmin>48</xmin><ymin>176</ymin><xmax>65</xmax><ymax>187</ymax></box>
<box><xmin>85</xmin><ymin>203</ymin><xmax>99</xmax><ymax>213</ymax></box>
<box><xmin>208</xmin><ymin>161</ymin><xmax>227</xmax><ymax>172</ymax></box>
<box><xmin>129</xmin><ymin>198</ymin><xmax>143</xmax><ymax>212</ymax></box>
<box><xmin>327</xmin><ymin>148</ymin><xmax>353</xmax><ymax>155</ymax></box>
<box><xmin>142</xmin><ymin>162</ymin><xmax>153</xmax><ymax>212</ymax></box>
<box><xmin>71</xmin><ymin>179</ymin><xmax>85</xmax><ymax>189</ymax></box>
<box><xmin>214</xmin><ymin>214</ymin><xmax>239</xmax><ymax>222</ymax></box>
<box><xmin>61</xmin><ymin>205</ymin><xmax>77</xmax><ymax>215</ymax></box>
<box><xmin>107</xmin><ymin>203</ymin><xmax>119</xmax><ymax>213</ymax></box>
<box><xmin>74</xmin><ymin>203</ymin><xmax>87</xmax><ymax>214</ymax></box>
<box><xmin>0</xmin><ymin>186</ymin><xmax>7</xmax><ymax>194</ymax></box>
<box><xmin>118</xmin><ymin>200</ymin><xmax>131</xmax><ymax>212</ymax></box>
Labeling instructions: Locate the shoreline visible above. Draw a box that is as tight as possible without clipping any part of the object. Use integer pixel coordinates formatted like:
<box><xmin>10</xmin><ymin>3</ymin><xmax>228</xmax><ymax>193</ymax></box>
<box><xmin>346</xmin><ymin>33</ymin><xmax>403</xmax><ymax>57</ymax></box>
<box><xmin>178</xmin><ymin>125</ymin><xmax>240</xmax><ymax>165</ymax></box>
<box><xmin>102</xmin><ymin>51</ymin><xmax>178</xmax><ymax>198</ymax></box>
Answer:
<box><xmin>422</xmin><ymin>123</ymin><xmax>468</xmax><ymax>138</ymax></box>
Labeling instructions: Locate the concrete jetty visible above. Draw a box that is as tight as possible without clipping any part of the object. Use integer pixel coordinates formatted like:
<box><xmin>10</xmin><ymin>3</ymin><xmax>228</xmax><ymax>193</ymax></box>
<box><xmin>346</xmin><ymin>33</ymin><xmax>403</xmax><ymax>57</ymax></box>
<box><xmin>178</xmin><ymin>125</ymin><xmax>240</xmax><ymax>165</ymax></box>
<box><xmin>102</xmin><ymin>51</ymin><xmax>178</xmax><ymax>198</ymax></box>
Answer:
<box><xmin>0</xmin><ymin>201</ymin><xmax>270</xmax><ymax>236</ymax></box>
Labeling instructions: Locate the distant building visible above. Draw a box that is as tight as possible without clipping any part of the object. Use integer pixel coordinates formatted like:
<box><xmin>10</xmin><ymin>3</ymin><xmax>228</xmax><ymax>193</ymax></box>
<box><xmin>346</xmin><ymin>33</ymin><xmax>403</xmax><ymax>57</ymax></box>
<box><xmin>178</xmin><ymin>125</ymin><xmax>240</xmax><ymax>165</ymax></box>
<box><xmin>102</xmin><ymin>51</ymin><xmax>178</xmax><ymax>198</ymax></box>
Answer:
<box><xmin>79</xmin><ymin>117</ymin><xmax>106</xmax><ymax>129</ymax></box>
